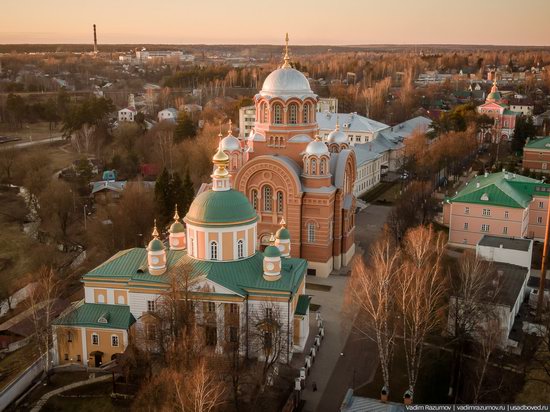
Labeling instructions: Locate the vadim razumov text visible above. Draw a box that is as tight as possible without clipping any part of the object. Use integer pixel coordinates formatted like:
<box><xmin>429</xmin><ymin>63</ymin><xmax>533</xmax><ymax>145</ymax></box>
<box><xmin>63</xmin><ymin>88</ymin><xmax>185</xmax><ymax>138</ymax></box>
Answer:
<box><xmin>404</xmin><ymin>405</ymin><xmax>550</xmax><ymax>411</ymax></box>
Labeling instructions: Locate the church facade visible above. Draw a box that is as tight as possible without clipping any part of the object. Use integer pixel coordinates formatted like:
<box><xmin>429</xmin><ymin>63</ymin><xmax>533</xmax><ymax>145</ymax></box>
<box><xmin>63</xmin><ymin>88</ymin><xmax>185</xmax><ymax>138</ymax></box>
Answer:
<box><xmin>477</xmin><ymin>79</ymin><xmax>520</xmax><ymax>143</ymax></box>
<box><xmin>219</xmin><ymin>38</ymin><xmax>357</xmax><ymax>277</ymax></box>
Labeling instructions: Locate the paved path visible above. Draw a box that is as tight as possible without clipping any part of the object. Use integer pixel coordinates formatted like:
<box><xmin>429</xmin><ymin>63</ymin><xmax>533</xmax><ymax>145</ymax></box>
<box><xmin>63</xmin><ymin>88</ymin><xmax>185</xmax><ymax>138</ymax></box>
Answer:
<box><xmin>8</xmin><ymin>135</ymin><xmax>64</xmax><ymax>150</ymax></box>
<box><xmin>30</xmin><ymin>373</ymin><xmax>111</xmax><ymax>412</ymax></box>
<box><xmin>295</xmin><ymin>204</ymin><xmax>392</xmax><ymax>412</ymax></box>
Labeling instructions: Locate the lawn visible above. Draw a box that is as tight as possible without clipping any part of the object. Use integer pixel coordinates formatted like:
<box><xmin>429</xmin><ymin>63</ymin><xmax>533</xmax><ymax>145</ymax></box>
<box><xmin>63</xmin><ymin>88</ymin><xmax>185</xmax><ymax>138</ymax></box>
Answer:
<box><xmin>0</xmin><ymin>122</ymin><xmax>61</xmax><ymax>143</ymax></box>
<box><xmin>355</xmin><ymin>342</ymin><xmax>452</xmax><ymax>403</ymax></box>
<box><xmin>360</xmin><ymin>182</ymin><xmax>401</xmax><ymax>204</ymax></box>
<box><xmin>0</xmin><ymin>344</ymin><xmax>40</xmax><ymax>391</ymax></box>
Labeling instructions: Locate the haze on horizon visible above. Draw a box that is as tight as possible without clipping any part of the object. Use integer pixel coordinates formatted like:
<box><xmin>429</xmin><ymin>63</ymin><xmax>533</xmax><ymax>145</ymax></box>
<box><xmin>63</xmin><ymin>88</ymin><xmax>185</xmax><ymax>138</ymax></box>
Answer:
<box><xmin>1</xmin><ymin>0</ymin><xmax>549</xmax><ymax>46</ymax></box>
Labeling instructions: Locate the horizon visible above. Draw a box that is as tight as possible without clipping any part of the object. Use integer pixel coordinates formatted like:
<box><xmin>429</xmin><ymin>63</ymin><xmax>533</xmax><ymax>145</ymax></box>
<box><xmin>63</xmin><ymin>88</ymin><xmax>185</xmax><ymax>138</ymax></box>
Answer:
<box><xmin>1</xmin><ymin>0</ymin><xmax>549</xmax><ymax>46</ymax></box>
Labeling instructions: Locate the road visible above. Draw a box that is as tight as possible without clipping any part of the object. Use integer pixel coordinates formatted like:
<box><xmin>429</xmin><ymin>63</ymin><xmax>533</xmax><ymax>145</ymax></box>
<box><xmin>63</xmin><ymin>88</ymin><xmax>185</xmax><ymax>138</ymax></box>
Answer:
<box><xmin>7</xmin><ymin>135</ymin><xmax>64</xmax><ymax>149</ymax></box>
<box><xmin>299</xmin><ymin>204</ymin><xmax>393</xmax><ymax>412</ymax></box>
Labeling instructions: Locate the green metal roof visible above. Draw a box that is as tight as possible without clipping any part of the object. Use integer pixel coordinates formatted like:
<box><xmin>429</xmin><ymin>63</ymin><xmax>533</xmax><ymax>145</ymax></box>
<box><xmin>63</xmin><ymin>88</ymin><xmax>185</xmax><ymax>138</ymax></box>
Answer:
<box><xmin>276</xmin><ymin>227</ymin><xmax>290</xmax><ymax>240</ymax></box>
<box><xmin>169</xmin><ymin>221</ymin><xmax>185</xmax><ymax>233</ymax></box>
<box><xmin>184</xmin><ymin>189</ymin><xmax>257</xmax><ymax>227</ymax></box>
<box><xmin>83</xmin><ymin>248</ymin><xmax>307</xmax><ymax>296</ymax></box>
<box><xmin>53</xmin><ymin>302</ymin><xmax>136</xmax><ymax>330</ymax></box>
<box><xmin>524</xmin><ymin>136</ymin><xmax>550</xmax><ymax>150</ymax></box>
<box><xmin>295</xmin><ymin>295</ymin><xmax>311</xmax><ymax>316</ymax></box>
<box><xmin>448</xmin><ymin>172</ymin><xmax>549</xmax><ymax>208</ymax></box>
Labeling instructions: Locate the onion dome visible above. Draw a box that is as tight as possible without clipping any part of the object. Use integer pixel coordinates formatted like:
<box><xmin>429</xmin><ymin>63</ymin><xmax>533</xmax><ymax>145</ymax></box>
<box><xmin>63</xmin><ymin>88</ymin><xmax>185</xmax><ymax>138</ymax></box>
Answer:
<box><xmin>185</xmin><ymin>190</ymin><xmax>257</xmax><ymax>226</ymax></box>
<box><xmin>327</xmin><ymin>117</ymin><xmax>348</xmax><ymax>145</ymax></box>
<box><xmin>486</xmin><ymin>79</ymin><xmax>502</xmax><ymax>102</ymax></box>
<box><xmin>220</xmin><ymin>120</ymin><xmax>241</xmax><ymax>151</ymax></box>
<box><xmin>259</xmin><ymin>34</ymin><xmax>314</xmax><ymax>98</ymax></box>
<box><xmin>264</xmin><ymin>243</ymin><xmax>282</xmax><ymax>258</ymax></box>
<box><xmin>147</xmin><ymin>221</ymin><xmax>165</xmax><ymax>251</ymax></box>
<box><xmin>305</xmin><ymin>135</ymin><xmax>329</xmax><ymax>156</ymax></box>
<box><xmin>275</xmin><ymin>218</ymin><xmax>290</xmax><ymax>240</ymax></box>
<box><xmin>169</xmin><ymin>205</ymin><xmax>185</xmax><ymax>234</ymax></box>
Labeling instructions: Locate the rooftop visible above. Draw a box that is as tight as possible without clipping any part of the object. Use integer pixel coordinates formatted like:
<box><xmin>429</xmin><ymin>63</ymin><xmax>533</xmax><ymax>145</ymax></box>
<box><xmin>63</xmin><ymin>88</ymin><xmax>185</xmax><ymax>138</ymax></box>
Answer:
<box><xmin>524</xmin><ymin>136</ymin><xmax>550</xmax><ymax>150</ymax></box>
<box><xmin>447</xmin><ymin>171</ymin><xmax>549</xmax><ymax>208</ymax></box>
<box><xmin>53</xmin><ymin>302</ymin><xmax>136</xmax><ymax>330</ymax></box>
<box><xmin>316</xmin><ymin>112</ymin><xmax>389</xmax><ymax>134</ymax></box>
<box><xmin>478</xmin><ymin>235</ymin><xmax>532</xmax><ymax>252</ymax></box>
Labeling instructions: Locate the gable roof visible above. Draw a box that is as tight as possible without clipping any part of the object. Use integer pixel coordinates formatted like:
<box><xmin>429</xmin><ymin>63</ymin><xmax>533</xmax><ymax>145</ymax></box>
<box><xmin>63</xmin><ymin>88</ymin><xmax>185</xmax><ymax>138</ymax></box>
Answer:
<box><xmin>53</xmin><ymin>302</ymin><xmax>136</xmax><ymax>330</ymax></box>
<box><xmin>524</xmin><ymin>136</ymin><xmax>550</xmax><ymax>150</ymax></box>
<box><xmin>316</xmin><ymin>112</ymin><xmax>388</xmax><ymax>134</ymax></box>
<box><xmin>448</xmin><ymin>172</ymin><xmax>549</xmax><ymax>208</ymax></box>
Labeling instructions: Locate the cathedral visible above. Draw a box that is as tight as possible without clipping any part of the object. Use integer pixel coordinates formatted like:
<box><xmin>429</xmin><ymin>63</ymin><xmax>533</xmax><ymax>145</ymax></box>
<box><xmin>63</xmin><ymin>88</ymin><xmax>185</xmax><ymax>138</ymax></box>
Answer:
<box><xmin>218</xmin><ymin>36</ymin><xmax>357</xmax><ymax>277</ymax></box>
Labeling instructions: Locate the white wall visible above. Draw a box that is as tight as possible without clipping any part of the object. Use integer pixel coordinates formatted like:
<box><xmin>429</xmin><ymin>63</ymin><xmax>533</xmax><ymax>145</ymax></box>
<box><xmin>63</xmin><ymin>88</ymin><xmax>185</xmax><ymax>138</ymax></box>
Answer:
<box><xmin>476</xmin><ymin>241</ymin><xmax>533</xmax><ymax>270</ymax></box>
<box><xmin>128</xmin><ymin>292</ymin><xmax>161</xmax><ymax>319</ymax></box>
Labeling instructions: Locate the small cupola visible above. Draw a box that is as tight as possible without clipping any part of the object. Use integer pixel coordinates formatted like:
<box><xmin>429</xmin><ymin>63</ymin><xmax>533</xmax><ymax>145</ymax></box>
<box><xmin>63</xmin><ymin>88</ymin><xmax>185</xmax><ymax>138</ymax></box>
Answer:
<box><xmin>275</xmin><ymin>218</ymin><xmax>291</xmax><ymax>258</ymax></box>
<box><xmin>147</xmin><ymin>220</ymin><xmax>167</xmax><ymax>276</ymax></box>
<box><xmin>327</xmin><ymin>116</ymin><xmax>348</xmax><ymax>153</ymax></box>
<box><xmin>211</xmin><ymin>144</ymin><xmax>231</xmax><ymax>192</ymax></box>
<box><xmin>263</xmin><ymin>234</ymin><xmax>282</xmax><ymax>281</ymax></box>
<box><xmin>169</xmin><ymin>205</ymin><xmax>186</xmax><ymax>250</ymax></box>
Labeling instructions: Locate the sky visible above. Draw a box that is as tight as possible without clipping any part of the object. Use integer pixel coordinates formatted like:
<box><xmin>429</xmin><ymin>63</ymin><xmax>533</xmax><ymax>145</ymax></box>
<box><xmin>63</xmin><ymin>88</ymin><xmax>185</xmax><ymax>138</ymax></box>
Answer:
<box><xmin>1</xmin><ymin>0</ymin><xmax>549</xmax><ymax>46</ymax></box>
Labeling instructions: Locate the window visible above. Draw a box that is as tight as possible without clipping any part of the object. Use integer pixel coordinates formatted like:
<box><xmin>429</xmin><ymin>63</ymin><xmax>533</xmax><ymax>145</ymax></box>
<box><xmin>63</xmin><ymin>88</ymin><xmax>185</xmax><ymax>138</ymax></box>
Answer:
<box><xmin>465</xmin><ymin>207</ymin><xmax>470</xmax><ymax>215</ymax></box>
<box><xmin>92</xmin><ymin>333</ymin><xmax>99</xmax><ymax>345</ymax></box>
<box><xmin>303</xmin><ymin>104</ymin><xmax>310</xmax><ymax>123</ymax></box>
<box><xmin>481</xmin><ymin>224</ymin><xmax>490</xmax><ymax>232</ymax></box>
<box><xmin>307</xmin><ymin>223</ymin><xmax>315</xmax><ymax>243</ymax></box>
<box><xmin>117</xmin><ymin>295</ymin><xmax>125</xmax><ymax>305</ymax></box>
<box><xmin>237</xmin><ymin>239</ymin><xmax>245</xmax><ymax>259</ymax></box>
<box><xmin>538</xmin><ymin>216</ymin><xmax>543</xmax><ymax>224</ymax></box>
<box><xmin>289</xmin><ymin>104</ymin><xmax>298</xmax><ymax>124</ymax></box>
<box><xmin>67</xmin><ymin>331</ymin><xmax>73</xmax><ymax>343</ymax></box>
<box><xmin>147</xmin><ymin>300</ymin><xmax>155</xmax><ymax>312</ymax></box>
<box><xmin>64</xmin><ymin>353</ymin><xmax>69</xmax><ymax>361</ymax></box>
<box><xmin>229</xmin><ymin>303</ymin><xmax>239</xmax><ymax>314</ymax></box>
<box><xmin>207</xmin><ymin>302</ymin><xmax>216</xmax><ymax>313</ymax></box>
<box><xmin>206</xmin><ymin>326</ymin><xmax>217</xmax><ymax>346</ymax></box>
<box><xmin>210</xmin><ymin>241</ymin><xmax>218</xmax><ymax>260</ymax></box>
<box><xmin>464</xmin><ymin>222</ymin><xmax>469</xmax><ymax>230</ymax></box>
<box><xmin>77</xmin><ymin>355</ymin><xmax>81</xmax><ymax>362</ymax></box>
<box><xmin>540</xmin><ymin>201</ymin><xmax>545</xmax><ymax>209</ymax></box>
<box><xmin>263</xmin><ymin>186</ymin><xmax>273</xmax><ymax>211</ymax></box>
<box><xmin>277</xmin><ymin>191</ymin><xmax>284</xmax><ymax>214</ymax></box>
<box><xmin>97</xmin><ymin>294</ymin><xmax>105</xmax><ymax>304</ymax></box>
<box><xmin>251</xmin><ymin>189</ymin><xmax>258</xmax><ymax>210</ymax></box>
<box><xmin>273</xmin><ymin>104</ymin><xmax>282</xmax><ymax>124</ymax></box>
<box><xmin>262</xmin><ymin>103</ymin><xmax>268</xmax><ymax>123</ymax></box>
<box><xmin>111</xmin><ymin>335</ymin><xmax>119</xmax><ymax>347</ymax></box>
<box><xmin>505</xmin><ymin>211</ymin><xmax>509</xmax><ymax>219</ymax></box>
<box><xmin>482</xmin><ymin>209</ymin><xmax>491</xmax><ymax>216</ymax></box>
<box><xmin>320</xmin><ymin>159</ymin><xmax>326</xmax><ymax>174</ymax></box>
<box><xmin>503</xmin><ymin>227</ymin><xmax>508</xmax><ymax>235</ymax></box>
<box><xmin>265</xmin><ymin>308</ymin><xmax>273</xmax><ymax>319</ymax></box>
<box><xmin>229</xmin><ymin>326</ymin><xmax>238</xmax><ymax>343</ymax></box>
<box><xmin>311</xmin><ymin>159</ymin><xmax>317</xmax><ymax>174</ymax></box>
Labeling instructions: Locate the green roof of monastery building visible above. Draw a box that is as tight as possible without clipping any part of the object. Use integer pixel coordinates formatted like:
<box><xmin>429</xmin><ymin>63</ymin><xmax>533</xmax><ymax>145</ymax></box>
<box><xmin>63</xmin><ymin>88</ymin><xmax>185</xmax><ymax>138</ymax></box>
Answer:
<box><xmin>447</xmin><ymin>172</ymin><xmax>550</xmax><ymax>209</ymax></box>
<box><xmin>53</xmin><ymin>302</ymin><xmax>136</xmax><ymax>329</ymax></box>
<box><xmin>524</xmin><ymin>136</ymin><xmax>550</xmax><ymax>150</ymax></box>
<box><xmin>83</xmin><ymin>248</ymin><xmax>306</xmax><ymax>296</ymax></box>
<box><xmin>184</xmin><ymin>189</ymin><xmax>257</xmax><ymax>227</ymax></box>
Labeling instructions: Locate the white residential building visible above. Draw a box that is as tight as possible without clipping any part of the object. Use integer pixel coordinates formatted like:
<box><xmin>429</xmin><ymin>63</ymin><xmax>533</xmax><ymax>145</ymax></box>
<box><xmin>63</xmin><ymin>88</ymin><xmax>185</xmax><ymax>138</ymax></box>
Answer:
<box><xmin>158</xmin><ymin>108</ymin><xmax>178</xmax><ymax>123</ymax></box>
<box><xmin>317</xmin><ymin>112</ymin><xmax>389</xmax><ymax>146</ymax></box>
<box><xmin>316</xmin><ymin>97</ymin><xmax>338</xmax><ymax>114</ymax></box>
<box><xmin>353</xmin><ymin>145</ymin><xmax>382</xmax><ymax>197</ymax></box>
<box><xmin>239</xmin><ymin>105</ymin><xmax>256</xmax><ymax>138</ymax></box>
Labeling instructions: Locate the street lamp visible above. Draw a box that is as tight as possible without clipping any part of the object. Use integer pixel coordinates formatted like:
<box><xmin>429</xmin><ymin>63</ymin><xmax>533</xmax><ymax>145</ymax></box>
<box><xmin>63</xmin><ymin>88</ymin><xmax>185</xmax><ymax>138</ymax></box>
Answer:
<box><xmin>83</xmin><ymin>204</ymin><xmax>88</xmax><ymax>230</ymax></box>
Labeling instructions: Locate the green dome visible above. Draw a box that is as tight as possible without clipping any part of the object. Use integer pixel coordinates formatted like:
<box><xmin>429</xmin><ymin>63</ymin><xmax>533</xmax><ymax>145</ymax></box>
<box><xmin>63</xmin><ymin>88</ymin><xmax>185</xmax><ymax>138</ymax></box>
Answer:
<box><xmin>276</xmin><ymin>227</ymin><xmax>290</xmax><ymax>240</ymax></box>
<box><xmin>147</xmin><ymin>238</ymin><xmax>165</xmax><ymax>252</ymax></box>
<box><xmin>264</xmin><ymin>245</ymin><xmax>281</xmax><ymax>258</ymax></box>
<box><xmin>185</xmin><ymin>189</ymin><xmax>257</xmax><ymax>226</ymax></box>
<box><xmin>488</xmin><ymin>91</ymin><xmax>501</xmax><ymax>101</ymax></box>
<box><xmin>169</xmin><ymin>221</ymin><xmax>185</xmax><ymax>233</ymax></box>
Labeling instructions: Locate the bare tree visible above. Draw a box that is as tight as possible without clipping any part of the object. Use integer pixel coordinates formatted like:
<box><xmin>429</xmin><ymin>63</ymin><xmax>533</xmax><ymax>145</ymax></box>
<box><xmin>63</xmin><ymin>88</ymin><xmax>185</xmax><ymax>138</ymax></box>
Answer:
<box><xmin>349</xmin><ymin>233</ymin><xmax>401</xmax><ymax>397</ymax></box>
<box><xmin>27</xmin><ymin>266</ymin><xmax>60</xmax><ymax>381</ymax></box>
<box><xmin>472</xmin><ymin>319</ymin><xmax>502</xmax><ymax>403</ymax></box>
<box><xmin>0</xmin><ymin>146</ymin><xmax>19</xmax><ymax>184</ymax></box>
<box><xmin>71</xmin><ymin>123</ymin><xmax>96</xmax><ymax>154</ymax></box>
<box><xmin>398</xmin><ymin>225</ymin><xmax>447</xmax><ymax>395</ymax></box>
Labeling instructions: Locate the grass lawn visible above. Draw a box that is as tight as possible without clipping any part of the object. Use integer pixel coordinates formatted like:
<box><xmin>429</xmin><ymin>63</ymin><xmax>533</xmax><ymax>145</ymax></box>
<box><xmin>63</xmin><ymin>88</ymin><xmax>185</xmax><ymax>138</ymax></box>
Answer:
<box><xmin>355</xmin><ymin>342</ymin><xmax>451</xmax><ymax>403</ymax></box>
<box><xmin>0</xmin><ymin>122</ymin><xmax>61</xmax><ymax>142</ymax></box>
<box><xmin>0</xmin><ymin>344</ymin><xmax>40</xmax><ymax>391</ymax></box>
<box><xmin>305</xmin><ymin>283</ymin><xmax>332</xmax><ymax>292</ymax></box>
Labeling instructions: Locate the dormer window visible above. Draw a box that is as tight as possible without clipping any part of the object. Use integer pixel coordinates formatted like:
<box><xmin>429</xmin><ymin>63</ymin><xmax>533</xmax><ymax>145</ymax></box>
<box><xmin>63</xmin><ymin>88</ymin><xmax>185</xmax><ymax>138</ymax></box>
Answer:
<box><xmin>480</xmin><ymin>193</ymin><xmax>489</xmax><ymax>201</ymax></box>
<box><xmin>98</xmin><ymin>313</ymin><xmax>110</xmax><ymax>324</ymax></box>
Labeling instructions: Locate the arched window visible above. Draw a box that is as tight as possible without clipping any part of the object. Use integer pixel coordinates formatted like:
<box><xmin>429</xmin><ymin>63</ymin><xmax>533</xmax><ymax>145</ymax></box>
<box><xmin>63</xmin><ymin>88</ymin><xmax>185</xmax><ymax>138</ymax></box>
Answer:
<box><xmin>97</xmin><ymin>294</ymin><xmax>105</xmax><ymax>304</ymax></box>
<box><xmin>262</xmin><ymin>103</ymin><xmax>268</xmax><ymax>123</ymax></box>
<box><xmin>237</xmin><ymin>239</ymin><xmax>244</xmax><ymax>259</ymax></box>
<box><xmin>190</xmin><ymin>237</ymin><xmax>195</xmax><ymax>256</ymax></box>
<box><xmin>307</xmin><ymin>223</ymin><xmax>315</xmax><ymax>243</ymax></box>
<box><xmin>311</xmin><ymin>159</ymin><xmax>317</xmax><ymax>175</ymax></box>
<box><xmin>210</xmin><ymin>241</ymin><xmax>218</xmax><ymax>260</ymax></box>
<box><xmin>263</xmin><ymin>186</ymin><xmax>273</xmax><ymax>211</ymax></box>
<box><xmin>320</xmin><ymin>159</ymin><xmax>326</xmax><ymax>175</ymax></box>
<box><xmin>273</xmin><ymin>104</ymin><xmax>282</xmax><ymax>124</ymax></box>
<box><xmin>232</xmin><ymin>154</ymin><xmax>239</xmax><ymax>169</ymax></box>
<box><xmin>251</xmin><ymin>189</ymin><xmax>258</xmax><ymax>210</ymax></box>
<box><xmin>277</xmin><ymin>191</ymin><xmax>284</xmax><ymax>214</ymax></box>
<box><xmin>303</xmin><ymin>104</ymin><xmax>310</xmax><ymax>123</ymax></box>
<box><xmin>289</xmin><ymin>103</ymin><xmax>298</xmax><ymax>124</ymax></box>
<box><xmin>304</xmin><ymin>159</ymin><xmax>310</xmax><ymax>174</ymax></box>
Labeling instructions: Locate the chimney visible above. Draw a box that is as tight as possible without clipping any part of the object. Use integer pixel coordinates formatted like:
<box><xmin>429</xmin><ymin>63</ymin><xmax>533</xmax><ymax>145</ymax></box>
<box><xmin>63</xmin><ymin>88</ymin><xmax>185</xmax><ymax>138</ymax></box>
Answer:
<box><xmin>404</xmin><ymin>389</ymin><xmax>413</xmax><ymax>405</ymax></box>
<box><xmin>93</xmin><ymin>24</ymin><xmax>98</xmax><ymax>54</ymax></box>
<box><xmin>476</xmin><ymin>182</ymin><xmax>480</xmax><ymax>188</ymax></box>
<box><xmin>381</xmin><ymin>386</ymin><xmax>389</xmax><ymax>402</ymax></box>
<box><xmin>484</xmin><ymin>171</ymin><xmax>488</xmax><ymax>177</ymax></box>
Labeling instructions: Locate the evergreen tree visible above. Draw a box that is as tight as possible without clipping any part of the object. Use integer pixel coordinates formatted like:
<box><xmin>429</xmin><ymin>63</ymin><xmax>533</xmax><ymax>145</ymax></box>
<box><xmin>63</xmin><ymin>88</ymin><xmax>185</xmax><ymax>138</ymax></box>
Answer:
<box><xmin>182</xmin><ymin>169</ymin><xmax>195</xmax><ymax>214</ymax></box>
<box><xmin>174</xmin><ymin>114</ymin><xmax>197</xmax><ymax>142</ymax></box>
<box><xmin>170</xmin><ymin>172</ymin><xmax>185</xmax><ymax>216</ymax></box>
<box><xmin>154</xmin><ymin>168</ymin><xmax>172</xmax><ymax>225</ymax></box>
<box><xmin>512</xmin><ymin>115</ymin><xmax>537</xmax><ymax>152</ymax></box>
